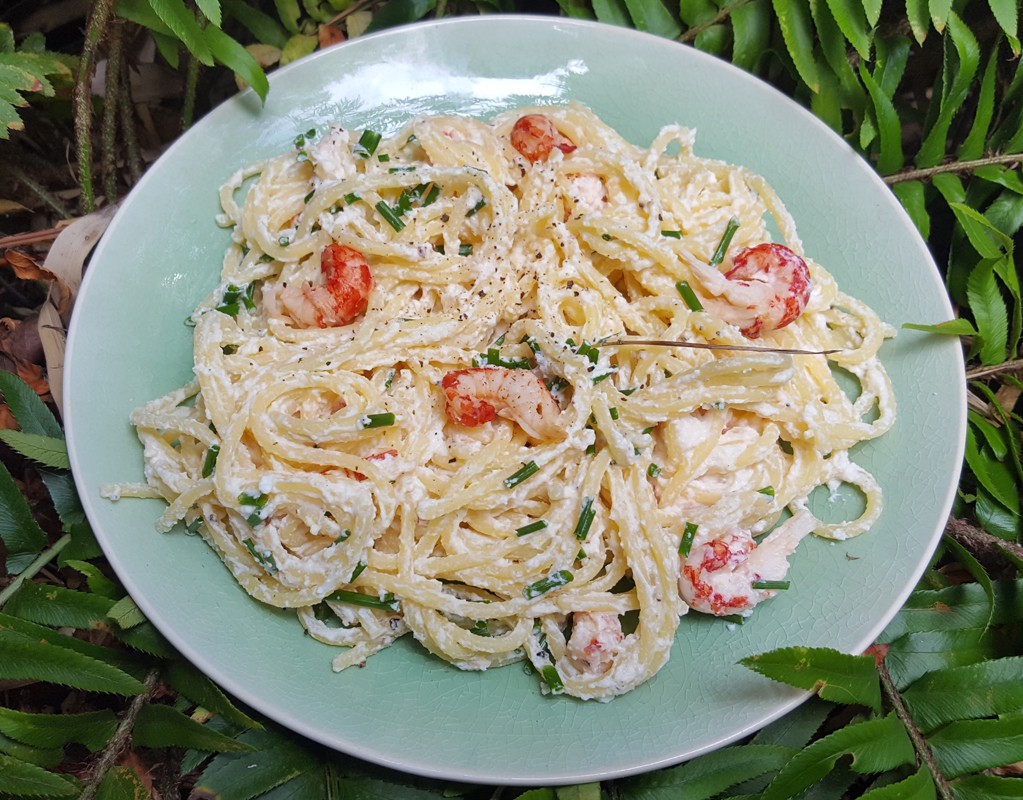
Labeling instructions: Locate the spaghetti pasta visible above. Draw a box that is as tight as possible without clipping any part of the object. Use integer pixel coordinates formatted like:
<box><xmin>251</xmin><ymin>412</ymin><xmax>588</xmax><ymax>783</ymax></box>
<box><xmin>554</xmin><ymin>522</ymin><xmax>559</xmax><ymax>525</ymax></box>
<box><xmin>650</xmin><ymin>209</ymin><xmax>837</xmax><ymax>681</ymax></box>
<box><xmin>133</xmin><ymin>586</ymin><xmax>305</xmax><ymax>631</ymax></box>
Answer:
<box><xmin>105</xmin><ymin>104</ymin><xmax>895</xmax><ymax>701</ymax></box>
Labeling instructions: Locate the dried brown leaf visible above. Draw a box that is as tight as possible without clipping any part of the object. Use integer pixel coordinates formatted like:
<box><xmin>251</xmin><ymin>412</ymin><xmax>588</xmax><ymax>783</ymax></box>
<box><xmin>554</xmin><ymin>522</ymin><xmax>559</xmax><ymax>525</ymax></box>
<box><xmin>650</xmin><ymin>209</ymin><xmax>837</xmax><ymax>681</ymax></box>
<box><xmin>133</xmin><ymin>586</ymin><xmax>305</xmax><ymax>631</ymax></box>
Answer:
<box><xmin>318</xmin><ymin>23</ymin><xmax>346</xmax><ymax>49</ymax></box>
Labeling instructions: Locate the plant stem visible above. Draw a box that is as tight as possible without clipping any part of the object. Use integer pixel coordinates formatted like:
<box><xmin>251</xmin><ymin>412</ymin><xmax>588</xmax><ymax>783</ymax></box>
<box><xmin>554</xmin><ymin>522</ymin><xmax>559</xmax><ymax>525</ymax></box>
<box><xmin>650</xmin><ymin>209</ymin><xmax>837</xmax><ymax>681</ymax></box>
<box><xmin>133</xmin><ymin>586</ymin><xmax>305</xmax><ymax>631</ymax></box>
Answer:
<box><xmin>946</xmin><ymin>516</ymin><xmax>1023</xmax><ymax>564</ymax></box>
<box><xmin>966</xmin><ymin>358</ymin><xmax>1023</xmax><ymax>380</ymax></box>
<box><xmin>181</xmin><ymin>52</ymin><xmax>200</xmax><ymax>132</ymax></box>
<box><xmin>118</xmin><ymin>56</ymin><xmax>144</xmax><ymax>185</ymax></box>
<box><xmin>73</xmin><ymin>0</ymin><xmax>116</xmax><ymax>213</ymax></box>
<box><xmin>78</xmin><ymin>667</ymin><xmax>161</xmax><ymax>800</ymax></box>
<box><xmin>0</xmin><ymin>534</ymin><xmax>71</xmax><ymax>609</ymax></box>
<box><xmin>884</xmin><ymin>153</ymin><xmax>1023</xmax><ymax>184</ymax></box>
<box><xmin>3</xmin><ymin>161</ymin><xmax>72</xmax><ymax>219</ymax></box>
<box><xmin>102</xmin><ymin>20</ymin><xmax>125</xmax><ymax>203</ymax></box>
<box><xmin>678</xmin><ymin>0</ymin><xmax>750</xmax><ymax>43</ymax></box>
<box><xmin>876</xmin><ymin>657</ymin><xmax>955</xmax><ymax>800</ymax></box>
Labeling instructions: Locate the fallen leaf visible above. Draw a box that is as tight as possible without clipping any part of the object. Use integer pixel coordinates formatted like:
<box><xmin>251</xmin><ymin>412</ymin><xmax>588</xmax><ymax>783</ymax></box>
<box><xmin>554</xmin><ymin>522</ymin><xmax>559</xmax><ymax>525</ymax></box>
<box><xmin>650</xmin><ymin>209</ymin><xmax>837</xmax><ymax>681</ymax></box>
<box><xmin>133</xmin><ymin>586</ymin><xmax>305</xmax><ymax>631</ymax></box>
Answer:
<box><xmin>4</xmin><ymin>249</ymin><xmax>73</xmax><ymax>317</ymax></box>
<box><xmin>0</xmin><ymin>199</ymin><xmax>30</xmax><ymax>215</ymax></box>
<box><xmin>318</xmin><ymin>23</ymin><xmax>346</xmax><ymax>49</ymax></box>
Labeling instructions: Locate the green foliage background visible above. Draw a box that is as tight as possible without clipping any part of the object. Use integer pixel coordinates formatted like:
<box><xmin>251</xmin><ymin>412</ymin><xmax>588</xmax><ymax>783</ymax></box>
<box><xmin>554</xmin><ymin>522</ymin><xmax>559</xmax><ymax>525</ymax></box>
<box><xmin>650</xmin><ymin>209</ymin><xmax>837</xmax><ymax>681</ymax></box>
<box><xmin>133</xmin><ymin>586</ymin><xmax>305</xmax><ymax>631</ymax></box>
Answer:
<box><xmin>1</xmin><ymin>0</ymin><xmax>1023</xmax><ymax>797</ymax></box>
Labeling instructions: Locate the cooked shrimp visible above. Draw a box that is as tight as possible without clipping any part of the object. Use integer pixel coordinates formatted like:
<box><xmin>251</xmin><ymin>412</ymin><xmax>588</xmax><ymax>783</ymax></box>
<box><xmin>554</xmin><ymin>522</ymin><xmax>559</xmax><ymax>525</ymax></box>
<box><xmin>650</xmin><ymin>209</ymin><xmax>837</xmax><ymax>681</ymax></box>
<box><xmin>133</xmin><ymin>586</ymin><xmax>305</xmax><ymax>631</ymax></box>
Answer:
<box><xmin>700</xmin><ymin>243</ymin><xmax>811</xmax><ymax>339</ymax></box>
<box><xmin>441</xmin><ymin>367</ymin><xmax>563</xmax><ymax>440</ymax></box>
<box><xmin>511</xmin><ymin>114</ymin><xmax>577</xmax><ymax>163</ymax></box>
<box><xmin>565</xmin><ymin>612</ymin><xmax>623</xmax><ymax>675</ymax></box>
<box><xmin>678</xmin><ymin>510</ymin><xmax>815</xmax><ymax>616</ymax></box>
<box><xmin>279</xmin><ymin>243</ymin><xmax>373</xmax><ymax>328</ymax></box>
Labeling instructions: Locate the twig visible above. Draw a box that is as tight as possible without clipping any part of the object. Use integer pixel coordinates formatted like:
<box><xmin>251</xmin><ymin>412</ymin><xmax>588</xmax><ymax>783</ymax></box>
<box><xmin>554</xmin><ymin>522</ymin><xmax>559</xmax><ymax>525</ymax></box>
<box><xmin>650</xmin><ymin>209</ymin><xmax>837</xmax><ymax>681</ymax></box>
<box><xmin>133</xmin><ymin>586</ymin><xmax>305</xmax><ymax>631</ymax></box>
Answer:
<box><xmin>966</xmin><ymin>358</ymin><xmax>1023</xmax><ymax>381</ymax></box>
<box><xmin>884</xmin><ymin>153</ymin><xmax>1023</xmax><ymax>184</ymax></box>
<box><xmin>678</xmin><ymin>0</ymin><xmax>751</xmax><ymax>43</ymax></box>
<box><xmin>181</xmin><ymin>52</ymin><xmax>200</xmax><ymax>132</ymax></box>
<box><xmin>945</xmin><ymin>516</ymin><xmax>1023</xmax><ymax>564</ymax></box>
<box><xmin>876</xmin><ymin>658</ymin><xmax>955</xmax><ymax>800</ymax></box>
<box><xmin>0</xmin><ymin>534</ymin><xmax>71</xmax><ymax>609</ymax></box>
<box><xmin>118</xmin><ymin>56</ymin><xmax>144</xmax><ymax>185</ymax></box>
<box><xmin>73</xmin><ymin>0</ymin><xmax>117</xmax><ymax>212</ymax></box>
<box><xmin>0</xmin><ymin>223</ymin><xmax>75</xmax><ymax>250</ymax></box>
<box><xmin>327</xmin><ymin>0</ymin><xmax>376</xmax><ymax>25</ymax></box>
<box><xmin>78</xmin><ymin>667</ymin><xmax>161</xmax><ymax>800</ymax></box>
<box><xmin>4</xmin><ymin>161</ymin><xmax>72</xmax><ymax>219</ymax></box>
<box><xmin>102</xmin><ymin>20</ymin><xmax>125</xmax><ymax>203</ymax></box>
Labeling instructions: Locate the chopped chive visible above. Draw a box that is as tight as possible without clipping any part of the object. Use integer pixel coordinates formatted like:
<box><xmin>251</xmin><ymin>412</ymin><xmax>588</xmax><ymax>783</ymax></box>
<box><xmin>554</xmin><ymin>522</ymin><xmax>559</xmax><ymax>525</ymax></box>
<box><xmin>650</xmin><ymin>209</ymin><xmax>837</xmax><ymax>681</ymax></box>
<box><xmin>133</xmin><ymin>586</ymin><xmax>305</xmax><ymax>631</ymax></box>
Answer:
<box><xmin>242</xmin><ymin>538</ymin><xmax>278</xmax><ymax>574</ymax></box>
<box><xmin>278</xmin><ymin>235</ymin><xmax>290</xmax><ymax>246</ymax></box>
<box><xmin>216</xmin><ymin>283</ymin><xmax>256</xmax><ymax>316</ymax></box>
<box><xmin>540</xmin><ymin>664</ymin><xmax>565</xmax><ymax>695</ymax></box>
<box><xmin>758</xmin><ymin>486</ymin><xmax>776</xmax><ymax>496</ymax></box>
<box><xmin>574</xmin><ymin>497</ymin><xmax>595</xmax><ymax>540</ymax></box>
<box><xmin>678</xmin><ymin>522</ymin><xmax>697</xmax><ymax>557</ymax></box>
<box><xmin>458</xmin><ymin>243</ymin><xmax>473</xmax><ymax>256</ymax></box>
<box><xmin>354</xmin><ymin>129</ymin><xmax>381</xmax><ymax>158</ymax></box>
<box><xmin>504</xmin><ymin>461</ymin><xmax>540</xmax><ymax>488</ymax></box>
<box><xmin>335</xmin><ymin>529</ymin><xmax>352</xmax><ymax>544</ymax></box>
<box><xmin>216</xmin><ymin>302</ymin><xmax>239</xmax><ymax>317</ymax></box>
<box><xmin>470</xmin><ymin>619</ymin><xmax>491</xmax><ymax>636</ymax></box>
<box><xmin>326</xmin><ymin>589</ymin><xmax>400</xmax><ymax>612</ymax></box>
<box><xmin>375</xmin><ymin>201</ymin><xmax>406</xmax><ymax>232</ymax></box>
<box><xmin>620</xmin><ymin>387</ymin><xmax>637</xmax><ymax>396</ymax></box>
<box><xmin>710</xmin><ymin>216</ymin><xmax>740</xmax><ymax>266</ymax></box>
<box><xmin>343</xmin><ymin>192</ymin><xmax>361</xmax><ymax>204</ymax></box>
<box><xmin>576</xmin><ymin>548</ymin><xmax>586</xmax><ymax>560</ymax></box>
<box><xmin>184</xmin><ymin>518</ymin><xmax>203</xmax><ymax>535</ymax></box>
<box><xmin>378</xmin><ymin>153</ymin><xmax>391</xmax><ymax>162</ymax></box>
<box><xmin>546</xmin><ymin>376</ymin><xmax>569</xmax><ymax>392</ymax></box>
<box><xmin>303</xmin><ymin>190</ymin><xmax>315</xmax><ymax>203</ymax></box>
<box><xmin>585</xmin><ymin>443</ymin><xmax>596</xmax><ymax>455</ymax></box>
<box><xmin>257</xmin><ymin>253</ymin><xmax>274</xmax><ymax>263</ymax></box>
<box><xmin>238</xmin><ymin>491</ymin><xmax>268</xmax><ymax>509</ymax></box>
<box><xmin>524</xmin><ymin>569</ymin><xmax>573</xmax><ymax>599</ymax></box>
<box><xmin>465</xmin><ymin>196</ymin><xmax>487</xmax><ymax>217</ymax></box>
<box><xmin>406</xmin><ymin>133</ymin><xmax>418</xmax><ymax>145</ymax></box>
<box><xmin>360</xmin><ymin>412</ymin><xmax>395</xmax><ymax>429</ymax></box>
<box><xmin>676</xmin><ymin>280</ymin><xmax>704</xmax><ymax>311</ymax></box>
<box><xmin>721</xmin><ymin>613</ymin><xmax>746</xmax><ymax>624</ymax></box>
<box><xmin>609</xmin><ymin>407</ymin><xmax>619</xmax><ymax>420</ymax></box>
<box><xmin>482</xmin><ymin>348</ymin><xmax>532</xmax><ymax>369</ymax></box>
<box><xmin>422</xmin><ymin>183</ymin><xmax>441</xmax><ymax>206</ymax></box>
<box><xmin>433</xmin><ymin>243</ymin><xmax>445</xmax><ymax>255</ymax></box>
<box><xmin>389</xmin><ymin>166</ymin><xmax>420</xmax><ymax>174</ymax></box>
<box><xmin>751</xmin><ymin>579</ymin><xmax>790</xmax><ymax>591</ymax></box>
<box><xmin>601</xmin><ymin>233</ymin><xmax>614</xmax><ymax>241</ymax></box>
<box><xmin>516</xmin><ymin>520</ymin><xmax>548</xmax><ymax>537</ymax></box>
<box><xmin>201</xmin><ymin>444</ymin><xmax>220</xmax><ymax>478</ymax></box>
<box><xmin>350</xmin><ymin>560</ymin><xmax>367</xmax><ymax>582</ymax></box>
<box><xmin>647</xmin><ymin>462</ymin><xmax>661</xmax><ymax>478</ymax></box>
<box><xmin>384</xmin><ymin>369</ymin><xmax>396</xmax><ymax>389</ymax></box>
<box><xmin>661</xmin><ymin>229</ymin><xmax>683</xmax><ymax>239</ymax></box>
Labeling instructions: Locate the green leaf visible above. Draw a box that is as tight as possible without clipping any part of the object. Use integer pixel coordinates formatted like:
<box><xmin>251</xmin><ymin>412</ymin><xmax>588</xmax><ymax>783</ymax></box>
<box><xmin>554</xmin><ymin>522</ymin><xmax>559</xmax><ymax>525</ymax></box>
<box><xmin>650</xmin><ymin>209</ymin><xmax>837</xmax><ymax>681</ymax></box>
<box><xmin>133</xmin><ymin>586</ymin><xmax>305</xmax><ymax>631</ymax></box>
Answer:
<box><xmin>905</xmin><ymin>0</ymin><xmax>929</xmax><ymax>43</ymax></box>
<box><xmin>823</xmin><ymin>0</ymin><xmax>872</xmax><ymax>59</ymax></box>
<box><xmin>43</xmin><ymin>471</ymin><xmax>87</xmax><ymax>534</ymax></box>
<box><xmin>4</xmin><ymin>580</ymin><xmax>116</xmax><ymax>629</ymax></box>
<box><xmin>204</xmin><ymin>24</ymin><xmax>268</xmax><ymax>102</ymax></box>
<box><xmin>861</xmin><ymin>767</ymin><xmax>935</xmax><ymax>800</ymax></box>
<box><xmin>964</xmin><ymin>425</ymin><xmax>1018</xmax><ymax>512</ymax></box>
<box><xmin>942</xmin><ymin>534</ymin><xmax>995</xmax><ymax>627</ymax></box>
<box><xmin>731</xmin><ymin>0</ymin><xmax>771</xmax><ymax>72</ymax></box>
<box><xmin>858</xmin><ymin>61</ymin><xmax>903</xmax><ymax>174</ymax></box>
<box><xmin>740</xmin><ymin>646</ymin><xmax>882</xmax><ymax>711</ymax></box>
<box><xmin>0</xmin><ymin>752</ymin><xmax>78</xmax><ymax>796</ymax></box>
<box><xmin>591</xmin><ymin>0</ymin><xmax>631</xmax><ymax>26</ymax></box>
<box><xmin>364</xmin><ymin>0</ymin><xmax>438</xmax><ymax>33</ymax></box>
<box><xmin>772</xmin><ymin>0</ymin><xmax>820</xmax><ymax>91</ymax></box>
<box><xmin>891</xmin><ymin>180</ymin><xmax>929</xmax><ymax>239</ymax></box>
<box><xmin>762</xmin><ymin>714</ymin><xmax>913</xmax><ymax>800</ymax></box>
<box><xmin>0</xmin><ymin>730</ymin><xmax>63</xmax><ymax>769</ymax></box>
<box><xmin>134</xmin><ymin>704</ymin><xmax>254</xmax><ymax>752</ymax></box>
<box><xmin>279</xmin><ymin>33</ymin><xmax>317</xmax><ymax>65</ymax></box>
<box><xmin>146</xmin><ymin>0</ymin><xmax>214</xmax><ymax>65</ymax></box>
<box><xmin>915</xmin><ymin>11</ymin><xmax>980</xmax><ymax>168</ymax></box>
<box><xmin>0</xmin><ymin>459</ymin><xmax>48</xmax><ymax>574</ymax></box>
<box><xmin>0</xmin><ymin>371</ymin><xmax>61</xmax><ymax>437</ymax></box>
<box><xmin>862</xmin><ymin>0</ymin><xmax>881</xmax><ymax>26</ymax></box>
<box><xmin>0</xmin><ymin>707</ymin><xmax>117</xmax><ymax>751</ymax></box>
<box><xmin>617</xmin><ymin>744</ymin><xmax>794</xmax><ymax>799</ymax></box>
<box><xmin>107</xmin><ymin>595</ymin><xmax>146</xmax><ymax>629</ymax></box>
<box><xmin>952</xmin><ymin>773</ymin><xmax>1023</xmax><ymax>800</ymax></box>
<box><xmin>622</xmin><ymin>0</ymin><xmax>682</xmax><ymax>38</ymax></box>
<box><xmin>165</xmin><ymin>660</ymin><xmax>262</xmax><ymax>730</ymax></box>
<box><xmin>965</xmin><ymin>260</ymin><xmax>1009</xmax><ymax>365</ymax></box>
<box><xmin>752</xmin><ymin>697</ymin><xmax>833</xmax><ymax>748</ymax></box>
<box><xmin>902</xmin><ymin>318</ymin><xmax>977</xmax><ymax>336</ymax></box>
<box><xmin>192</xmin><ymin>726</ymin><xmax>320</xmax><ymax>800</ymax></box>
<box><xmin>929</xmin><ymin>712</ymin><xmax>1023</xmax><ymax>778</ymax></box>
<box><xmin>64</xmin><ymin>560</ymin><xmax>121</xmax><ymax>599</ymax></box>
<box><xmin>883</xmin><ymin>626</ymin><xmax>1020</xmax><ymax>690</ymax></box>
<box><xmin>902</xmin><ymin>657</ymin><xmax>1023</xmax><ymax>733</ymax></box>
<box><xmin>0</xmin><ymin>430</ymin><xmax>69</xmax><ymax>469</ymax></box>
<box><xmin>928</xmin><ymin>0</ymin><xmax>951</xmax><ymax>32</ymax></box>
<box><xmin>222</xmin><ymin>0</ymin><xmax>288</xmax><ymax>48</ymax></box>
<box><xmin>0</xmin><ymin>612</ymin><xmax>149</xmax><ymax>676</ymax></box>
<box><xmin>95</xmin><ymin>765</ymin><xmax>153</xmax><ymax>800</ymax></box>
<box><xmin>195</xmin><ymin>0</ymin><xmax>222</xmax><ymax>26</ymax></box>
<box><xmin>883</xmin><ymin>581</ymin><xmax>1023</xmax><ymax>642</ymax></box>
<box><xmin>950</xmin><ymin>203</ymin><xmax>1014</xmax><ymax>260</ymax></box>
<box><xmin>0</xmin><ymin>630</ymin><xmax>146</xmax><ymax>695</ymax></box>
<box><xmin>989</xmin><ymin>0</ymin><xmax>1021</xmax><ymax>54</ymax></box>
<box><xmin>959</xmin><ymin>47</ymin><xmax>999</xmax><ymax>161</ymax></box>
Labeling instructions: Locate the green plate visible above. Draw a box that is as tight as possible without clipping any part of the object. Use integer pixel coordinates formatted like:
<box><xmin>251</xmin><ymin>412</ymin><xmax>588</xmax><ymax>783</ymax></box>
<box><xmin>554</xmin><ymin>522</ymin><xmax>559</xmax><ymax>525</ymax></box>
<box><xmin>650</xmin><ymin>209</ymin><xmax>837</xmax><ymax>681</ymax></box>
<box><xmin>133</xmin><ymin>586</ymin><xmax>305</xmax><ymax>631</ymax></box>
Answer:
<box><xmin>65</xmin><ymin>16</ymin><xmax>965</xmax><ymax>785</ymax></box>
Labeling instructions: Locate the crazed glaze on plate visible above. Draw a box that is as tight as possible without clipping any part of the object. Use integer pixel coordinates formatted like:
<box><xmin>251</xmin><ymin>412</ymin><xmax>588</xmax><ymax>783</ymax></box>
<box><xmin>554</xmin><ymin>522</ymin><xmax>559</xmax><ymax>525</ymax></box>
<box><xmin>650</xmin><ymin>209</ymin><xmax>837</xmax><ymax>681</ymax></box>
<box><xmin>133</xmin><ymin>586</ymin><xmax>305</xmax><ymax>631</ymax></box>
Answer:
<box><xmin>65</xmin><ymin>16</ymin><xmax>965</xmax><ymax>785</ymax></box>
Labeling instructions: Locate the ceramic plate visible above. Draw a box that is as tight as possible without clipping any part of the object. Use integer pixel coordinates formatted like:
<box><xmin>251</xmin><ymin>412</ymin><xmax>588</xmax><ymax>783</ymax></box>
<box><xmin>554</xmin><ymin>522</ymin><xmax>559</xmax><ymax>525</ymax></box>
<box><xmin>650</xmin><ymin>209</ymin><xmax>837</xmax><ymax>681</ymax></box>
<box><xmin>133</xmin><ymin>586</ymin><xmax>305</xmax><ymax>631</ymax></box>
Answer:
<box><xmin>65</xmin><ymin>16</ymin><xmax>965</xmax><ymax>785</ymax></box>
